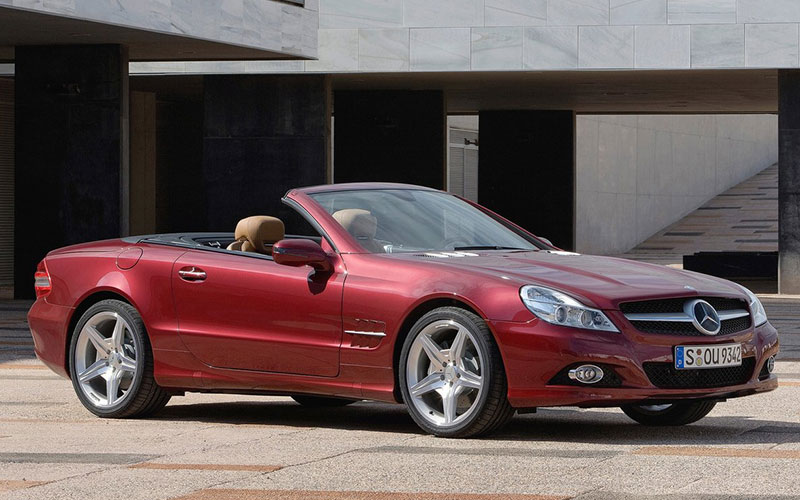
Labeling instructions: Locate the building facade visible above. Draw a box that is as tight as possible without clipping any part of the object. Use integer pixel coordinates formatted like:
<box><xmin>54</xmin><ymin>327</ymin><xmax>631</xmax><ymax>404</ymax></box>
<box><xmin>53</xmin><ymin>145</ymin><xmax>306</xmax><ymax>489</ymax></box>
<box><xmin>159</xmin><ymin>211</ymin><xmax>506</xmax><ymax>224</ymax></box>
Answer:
<box><xmin>1</xmin><ymin>0</ymin><xmax>800</xmax><ymax>297</ymax></box>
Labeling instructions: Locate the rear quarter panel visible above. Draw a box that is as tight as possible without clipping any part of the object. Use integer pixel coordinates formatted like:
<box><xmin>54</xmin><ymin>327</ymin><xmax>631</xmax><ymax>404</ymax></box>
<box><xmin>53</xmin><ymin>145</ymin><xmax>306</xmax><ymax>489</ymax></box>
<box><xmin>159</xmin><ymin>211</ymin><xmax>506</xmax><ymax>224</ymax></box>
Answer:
<box><xmin>32</xmin><ymin>242</ymin><xmax>187</xmax><ymax>377</ymax></box>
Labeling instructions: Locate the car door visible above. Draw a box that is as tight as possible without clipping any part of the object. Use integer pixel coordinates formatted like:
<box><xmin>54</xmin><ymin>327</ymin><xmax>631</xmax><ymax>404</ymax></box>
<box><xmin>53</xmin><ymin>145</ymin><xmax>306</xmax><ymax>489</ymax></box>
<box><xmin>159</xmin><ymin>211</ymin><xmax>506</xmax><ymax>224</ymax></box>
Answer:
<box><xmin>171</xmin><ymin>245</ymin><xmax>344</xmax><ymax>377</ymax></box>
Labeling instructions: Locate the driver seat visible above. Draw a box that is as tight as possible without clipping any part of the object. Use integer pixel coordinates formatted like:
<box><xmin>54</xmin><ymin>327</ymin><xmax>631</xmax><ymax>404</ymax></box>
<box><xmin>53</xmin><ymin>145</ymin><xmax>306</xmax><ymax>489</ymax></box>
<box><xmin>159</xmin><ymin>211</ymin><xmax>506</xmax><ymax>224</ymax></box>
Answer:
<box><xmin>226</xmin><ymin>216</ymin><xmax>285</xmax><ymax>255</ymax></box>
<box><xmin>332</xmin><ymin>209</ymin><xmax>384</xmax><ymax>253</ymax></box>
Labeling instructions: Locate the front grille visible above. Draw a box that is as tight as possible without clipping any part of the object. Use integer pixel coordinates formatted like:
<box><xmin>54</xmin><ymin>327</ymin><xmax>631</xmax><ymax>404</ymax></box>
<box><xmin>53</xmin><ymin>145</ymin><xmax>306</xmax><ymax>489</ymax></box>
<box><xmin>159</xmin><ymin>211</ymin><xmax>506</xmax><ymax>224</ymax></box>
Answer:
<box><xmin>630</xmin><ymin>315</ymin><xmax>751</xmax><ymax>336</ymax></box>
<box><xmin>620</xmin><ymin>297</ymin><xmax>746</xmax><ymax>314</ymax></box>
<box><xmin>548</xmin><ymin>363</ymin><xmax>623</xmax><ymax>388</ymax></box>
<box><xmin>621</xmin><ymin>296</ymin><xmax>751</xmax><ymax>336</ymax></box>
<box><xmin>643</xmin><ymin>357</ymin><xmax>755</xmax><ymax>389</ymax></box>
<box><xmin>719</xmin><ymin>315</ymin><xmax>751</xmax><ymax>335</ymax></box>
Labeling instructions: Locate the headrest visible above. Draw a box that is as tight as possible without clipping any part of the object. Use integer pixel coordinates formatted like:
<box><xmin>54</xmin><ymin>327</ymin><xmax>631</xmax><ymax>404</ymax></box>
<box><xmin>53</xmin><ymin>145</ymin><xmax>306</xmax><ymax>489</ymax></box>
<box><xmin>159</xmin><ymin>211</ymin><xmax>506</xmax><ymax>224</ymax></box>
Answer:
<box><xmin>332</xmin><ymin>209</ymin><xmax>377</xmax><ymax>240</ymax></box>
<box><xmin>234</xmin><ymin>216</ymin><xmax>285</xmax><ymax>254</ymax></box>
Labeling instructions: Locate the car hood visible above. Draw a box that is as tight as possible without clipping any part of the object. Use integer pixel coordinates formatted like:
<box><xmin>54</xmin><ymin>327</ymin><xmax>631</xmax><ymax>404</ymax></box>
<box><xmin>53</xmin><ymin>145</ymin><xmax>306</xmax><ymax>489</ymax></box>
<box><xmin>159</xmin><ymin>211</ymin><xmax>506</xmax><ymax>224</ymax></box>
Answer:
<box><xmin>389</xmin><ymin>250</ymin><xmax>746</xmax><ymax>310</ymax></box>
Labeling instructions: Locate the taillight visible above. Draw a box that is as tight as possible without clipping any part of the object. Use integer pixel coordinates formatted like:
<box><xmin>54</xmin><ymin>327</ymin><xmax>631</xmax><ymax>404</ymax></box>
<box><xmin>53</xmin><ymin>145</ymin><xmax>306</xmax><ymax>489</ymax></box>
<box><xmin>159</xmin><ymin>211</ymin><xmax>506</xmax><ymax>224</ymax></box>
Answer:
<box><xmin>34</xmin><ymin>260</ymin><xmax>51</xmax><ymax>298</ymax></box>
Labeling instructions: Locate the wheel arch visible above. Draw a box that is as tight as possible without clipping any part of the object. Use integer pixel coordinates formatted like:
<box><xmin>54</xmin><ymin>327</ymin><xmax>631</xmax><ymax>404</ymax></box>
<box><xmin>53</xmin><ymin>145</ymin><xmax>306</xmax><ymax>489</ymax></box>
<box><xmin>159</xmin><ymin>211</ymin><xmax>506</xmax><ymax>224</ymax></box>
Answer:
<box><xmin>391</xmin><ymin>296</ymin><xmax>502</xmax><ymax>403</ymax></box>
<box><xmin>63</xmin><ymin>289</ymin><xmax>136</xmax><ymax>378</ymax></box>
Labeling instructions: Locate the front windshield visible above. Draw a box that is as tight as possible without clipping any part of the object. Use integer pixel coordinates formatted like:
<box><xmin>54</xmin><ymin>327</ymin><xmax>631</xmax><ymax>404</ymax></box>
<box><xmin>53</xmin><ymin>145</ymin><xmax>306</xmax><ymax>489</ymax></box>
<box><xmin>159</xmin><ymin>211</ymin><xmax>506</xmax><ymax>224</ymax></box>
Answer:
<box><xmin>309</xmin><ymin>189</ymin><xmax>544</xmax><ymax>254</ymax></box>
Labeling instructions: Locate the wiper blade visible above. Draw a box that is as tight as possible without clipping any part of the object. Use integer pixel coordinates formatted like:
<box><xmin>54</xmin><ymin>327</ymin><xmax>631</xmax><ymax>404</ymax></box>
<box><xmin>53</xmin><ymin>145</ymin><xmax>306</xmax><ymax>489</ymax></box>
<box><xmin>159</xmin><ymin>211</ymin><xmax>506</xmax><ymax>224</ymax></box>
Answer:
<box><xmin>453</xmin><ymin>246</ymin><xmax>529</xmax><ymax>251</ymax></box>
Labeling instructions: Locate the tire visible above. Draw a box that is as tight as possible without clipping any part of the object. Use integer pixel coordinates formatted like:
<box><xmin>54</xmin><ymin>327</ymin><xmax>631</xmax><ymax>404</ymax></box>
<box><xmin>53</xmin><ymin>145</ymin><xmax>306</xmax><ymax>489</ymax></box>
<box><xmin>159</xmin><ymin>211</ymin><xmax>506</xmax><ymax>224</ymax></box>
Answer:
<box><xmin>621</xmin><ymin>401</ymin><xmax>717</xmax><ymax>426</ymax></box>
<box><xmin>291</xmin><ymin>395</ymin><xmax>358</xmax><ymax>407</ymax></box>
<box><xmin>399</xmin><ymin>307</ymin><xmax>514</xmax><ymax>438</ymax></box>
<box><xmin>69</xmin><ymin>299</ymin><xmax>171</xmax><ymax>418</ymax></box>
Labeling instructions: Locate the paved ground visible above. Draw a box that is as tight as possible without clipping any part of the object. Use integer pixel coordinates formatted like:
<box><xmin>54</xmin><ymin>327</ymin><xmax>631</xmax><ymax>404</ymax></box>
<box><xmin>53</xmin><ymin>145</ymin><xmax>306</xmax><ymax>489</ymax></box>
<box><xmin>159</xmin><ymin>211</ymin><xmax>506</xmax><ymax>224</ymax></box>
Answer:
<box><xmin>1</xmin><ymin>299</ymin><xmax>799</xmax><ymax>500</ymax></box>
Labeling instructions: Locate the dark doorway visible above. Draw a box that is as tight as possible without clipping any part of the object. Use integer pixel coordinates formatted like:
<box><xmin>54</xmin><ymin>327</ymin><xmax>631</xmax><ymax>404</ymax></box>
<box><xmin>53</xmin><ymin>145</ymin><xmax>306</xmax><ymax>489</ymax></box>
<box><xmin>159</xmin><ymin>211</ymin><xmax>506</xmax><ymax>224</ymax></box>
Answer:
<box><xmin>478</xmin><ymin>110</ymin><xmax>575</xmax><ymax>250</ymax></box>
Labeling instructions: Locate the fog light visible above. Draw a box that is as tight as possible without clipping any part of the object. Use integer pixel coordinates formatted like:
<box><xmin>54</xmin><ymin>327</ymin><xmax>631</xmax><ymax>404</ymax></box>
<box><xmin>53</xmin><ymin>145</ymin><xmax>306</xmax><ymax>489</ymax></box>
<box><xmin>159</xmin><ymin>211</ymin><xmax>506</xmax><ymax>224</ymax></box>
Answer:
<box><xmin>767</xmin><ymin>355</ymin><xmax>775</xmax><ymax>374</ymax></box>
<box><xmin>568</xmin><ymin>364</ymin><xmax>604</xmax><ymax>384</ymax></box>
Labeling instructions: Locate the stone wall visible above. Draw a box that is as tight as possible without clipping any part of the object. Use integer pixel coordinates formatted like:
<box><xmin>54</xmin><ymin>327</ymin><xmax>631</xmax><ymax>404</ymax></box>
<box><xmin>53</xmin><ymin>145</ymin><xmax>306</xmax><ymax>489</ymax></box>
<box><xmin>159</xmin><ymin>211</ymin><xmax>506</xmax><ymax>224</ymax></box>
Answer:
<box><xmin>134</xmin><ymin>0</ymin><xmax>800</xmax><ymax>74</ymax></box>
<box><xmin>1</xmin><ymin>0</ymin><xmax>317</xmax><ymax>60</ymax></box>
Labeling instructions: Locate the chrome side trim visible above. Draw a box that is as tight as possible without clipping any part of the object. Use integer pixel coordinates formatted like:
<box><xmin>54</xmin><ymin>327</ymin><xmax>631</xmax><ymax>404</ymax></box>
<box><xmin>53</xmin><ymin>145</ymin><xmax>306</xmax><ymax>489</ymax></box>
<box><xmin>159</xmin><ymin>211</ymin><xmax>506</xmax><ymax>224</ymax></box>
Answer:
<box><xmin>625</xmin><ymin>309</ymin><xmax>749</xmax><ymax>323</ymax></box>
<box><xmin>345</xmin><ymin>330</ymin><xmax>386</xmax><ymax>337</ymax></box>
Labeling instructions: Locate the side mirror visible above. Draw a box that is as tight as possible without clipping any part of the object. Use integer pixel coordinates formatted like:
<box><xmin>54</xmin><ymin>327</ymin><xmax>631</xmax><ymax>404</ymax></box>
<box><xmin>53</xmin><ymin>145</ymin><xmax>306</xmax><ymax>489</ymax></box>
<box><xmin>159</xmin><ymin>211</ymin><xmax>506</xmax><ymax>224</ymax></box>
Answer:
<box><xmin>272</xmin><ymin>239</ymin><xmax>331</xmax><ymax>272</ymax></box>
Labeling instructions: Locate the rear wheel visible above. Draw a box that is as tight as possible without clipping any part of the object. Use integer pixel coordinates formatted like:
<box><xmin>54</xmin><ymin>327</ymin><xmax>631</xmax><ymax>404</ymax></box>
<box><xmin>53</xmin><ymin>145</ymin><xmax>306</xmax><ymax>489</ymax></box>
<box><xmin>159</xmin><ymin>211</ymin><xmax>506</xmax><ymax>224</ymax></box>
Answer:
<box><xmin>291</xmin><ymin>395</ymin><xmax>358</xmax><ymax>407</ymax></box>
<box><xmin>621</xmin><ymin>401</ymin><xmax>716</xmax><ymax>426</ymax></box>
<box><xmin>399</xmin><ymin>307</ymin><xmax>514</xmax><ymax>438</ymax></box>
<box><xmin>69</xmin><ymin>300</ymin><xmax>170</xmax><ymax>418</ymax></box>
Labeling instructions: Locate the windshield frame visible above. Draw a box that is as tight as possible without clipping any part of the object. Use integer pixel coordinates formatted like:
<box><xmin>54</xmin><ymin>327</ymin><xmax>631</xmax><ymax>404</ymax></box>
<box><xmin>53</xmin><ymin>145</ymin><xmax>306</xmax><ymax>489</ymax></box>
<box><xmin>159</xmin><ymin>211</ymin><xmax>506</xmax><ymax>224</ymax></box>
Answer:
<box><xmin>289</xmin><ymin>186</ymin><xmax>555</xmax><ymax>255</ymax></box>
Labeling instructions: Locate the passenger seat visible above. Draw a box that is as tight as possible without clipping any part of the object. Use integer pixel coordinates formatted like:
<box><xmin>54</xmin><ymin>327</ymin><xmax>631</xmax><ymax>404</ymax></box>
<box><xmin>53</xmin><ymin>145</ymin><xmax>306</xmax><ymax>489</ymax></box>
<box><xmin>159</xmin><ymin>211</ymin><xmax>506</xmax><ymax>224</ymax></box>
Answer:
<box><xmin>332</xmin><ymin>209</ymin><xmax>384</xmax><ymax>253</ymax></box>
<box><xmin>226</xmin><ymin>216</ymin><xmax>285</xmax><ymax>255</ymax></box>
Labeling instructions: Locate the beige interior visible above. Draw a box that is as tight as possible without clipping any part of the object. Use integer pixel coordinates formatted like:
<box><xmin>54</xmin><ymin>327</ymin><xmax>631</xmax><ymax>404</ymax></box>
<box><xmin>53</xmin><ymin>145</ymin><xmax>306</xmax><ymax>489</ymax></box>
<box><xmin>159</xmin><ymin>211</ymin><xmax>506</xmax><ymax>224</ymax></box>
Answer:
<box><xmin>332</xmin><ymin>209</ymin><xmax>383</xmax><ymax>253</ymax></box>
<box><xmin>226</xmin><ymin>215</ymin><xmax>285</xmax><ymax>255</ymax></box>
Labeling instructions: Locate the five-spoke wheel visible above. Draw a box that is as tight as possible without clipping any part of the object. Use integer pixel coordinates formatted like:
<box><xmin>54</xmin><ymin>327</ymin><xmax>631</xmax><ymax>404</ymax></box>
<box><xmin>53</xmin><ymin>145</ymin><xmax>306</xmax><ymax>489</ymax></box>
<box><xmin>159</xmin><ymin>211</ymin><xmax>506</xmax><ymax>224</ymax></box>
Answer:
<box><xmin>400</xmin><ymin>307</ymin><xmax>514</xmax><ymax>437</ymax></box>
<box><xmin>405</xmin><ymin>319</ymin><xmax>484</xmax><ymax>426</ymax></box>
<box><xmin>70</xmin><ymin>300</ymin><xmax>170</xmax><ymax>418</ymax></box>
<box><xmin>74</xmin><ymin>311</ymin><xmax>139</xmax><ymax>408</ymax></box>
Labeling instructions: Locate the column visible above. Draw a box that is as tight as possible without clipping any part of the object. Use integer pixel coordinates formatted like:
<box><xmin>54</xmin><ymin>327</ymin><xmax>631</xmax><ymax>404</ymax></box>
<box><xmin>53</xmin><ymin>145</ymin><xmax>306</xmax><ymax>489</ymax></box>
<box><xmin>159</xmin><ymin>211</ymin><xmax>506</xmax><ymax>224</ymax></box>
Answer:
<box><xmin>15</xmin><ymin>45</ymin><xmax>128</xmax><ymax>298</ymax></box>
<box><xmin>202</xmin><ymin>74</ymin><xmax>331</xmax><ymax>230</ymax></box>
<box><xmin>478</xmin><ymin>110</ymin><xmax>576</xmax><ymax>250</ymax></box>
<box><xmin>779</xmin><ymin>70</ymin><xmax>800</xmax><ymax>294</ymax></box>
<box><xmin>333</xmin><ymin>90</ymin><xmax>446</xmax><ymax>189</ymax></box>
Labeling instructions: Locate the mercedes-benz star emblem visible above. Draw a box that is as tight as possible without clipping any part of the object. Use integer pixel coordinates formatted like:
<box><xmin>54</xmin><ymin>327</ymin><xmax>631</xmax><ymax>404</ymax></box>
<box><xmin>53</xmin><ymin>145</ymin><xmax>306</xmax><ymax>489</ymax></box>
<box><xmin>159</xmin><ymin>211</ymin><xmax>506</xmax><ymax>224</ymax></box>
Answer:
<box><xmin>684</xmin><ymin>299</ymin><xmax>721</xmax><ymax>335</ymax></box>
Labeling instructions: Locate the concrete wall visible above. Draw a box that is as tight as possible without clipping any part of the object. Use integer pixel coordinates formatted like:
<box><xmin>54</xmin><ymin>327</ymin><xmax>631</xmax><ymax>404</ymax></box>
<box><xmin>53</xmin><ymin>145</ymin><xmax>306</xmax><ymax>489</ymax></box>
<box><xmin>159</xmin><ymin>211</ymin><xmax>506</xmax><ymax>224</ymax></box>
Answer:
<box><xmin>575</xmin><ymin>113</ymin><xmax>778</xmax><ymax>255</ymax></box>
<box><xmin>135</xmin><ymin>0</ymin><xmax>800</xmax><ymax>74</ymax></box>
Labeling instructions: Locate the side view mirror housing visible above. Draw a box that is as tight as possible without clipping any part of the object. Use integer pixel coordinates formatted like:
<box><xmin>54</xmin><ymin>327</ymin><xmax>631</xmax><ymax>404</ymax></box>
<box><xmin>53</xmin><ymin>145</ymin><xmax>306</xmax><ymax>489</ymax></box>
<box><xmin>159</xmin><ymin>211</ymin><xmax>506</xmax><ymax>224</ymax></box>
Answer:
<box><xmin>272</xmin><ymin>239</ymin><xmax>332</xmax><ymax>272</ymax></box>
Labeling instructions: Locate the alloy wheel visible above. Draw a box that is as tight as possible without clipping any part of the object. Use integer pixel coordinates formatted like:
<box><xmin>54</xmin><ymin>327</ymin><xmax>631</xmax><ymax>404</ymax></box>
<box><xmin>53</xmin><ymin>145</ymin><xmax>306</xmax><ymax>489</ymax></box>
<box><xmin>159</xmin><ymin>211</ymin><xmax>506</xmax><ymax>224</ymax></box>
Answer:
<box><xmin>405</xmin><ymin>319</ymin><xmax>486</xmax><ymax>427</ymax></box>
<box><xmin>74</xmin><ymin>311</ymin><xmax>139</xmax><ymax>408</ymax></box>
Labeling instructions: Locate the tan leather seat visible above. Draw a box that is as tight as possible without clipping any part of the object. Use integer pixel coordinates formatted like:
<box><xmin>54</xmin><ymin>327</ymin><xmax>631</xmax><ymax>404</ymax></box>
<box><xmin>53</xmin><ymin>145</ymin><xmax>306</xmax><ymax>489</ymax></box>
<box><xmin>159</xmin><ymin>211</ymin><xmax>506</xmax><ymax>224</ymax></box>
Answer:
<box><xmin>332</xmin><ymin>209</ymin><xmax>384</xmax><ymax>253</ymax></box>
<box><xmin>226</xmin><ymin>216</ymin><xmax>285</xmax><ymax>255</ymax></box>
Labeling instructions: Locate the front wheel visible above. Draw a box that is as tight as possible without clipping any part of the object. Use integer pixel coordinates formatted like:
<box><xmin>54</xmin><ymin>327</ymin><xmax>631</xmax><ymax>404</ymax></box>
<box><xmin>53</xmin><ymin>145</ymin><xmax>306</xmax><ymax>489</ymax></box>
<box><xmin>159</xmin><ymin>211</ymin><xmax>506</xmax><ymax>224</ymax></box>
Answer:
<box><xmin>621</xmin><ymin>401</ymin><xmax>717</xmax><ymax>426</ymax></box>
<box><xmin>399</xmin><ymin>307</ymin><xmax>514</xmax><ymax>438</ymax></box>
<box><xmin>69</xmin><ymin>300</ymin><xmax>170</xmax><ymax>418</ymax></box>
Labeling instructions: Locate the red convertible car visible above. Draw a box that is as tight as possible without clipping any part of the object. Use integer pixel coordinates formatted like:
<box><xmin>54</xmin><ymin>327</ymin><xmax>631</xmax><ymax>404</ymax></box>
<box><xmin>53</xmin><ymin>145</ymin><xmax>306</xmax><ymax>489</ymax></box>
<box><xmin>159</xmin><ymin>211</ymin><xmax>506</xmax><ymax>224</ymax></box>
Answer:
<box><xmin>28</xmin><ymin>183</ymin><xmax>779</xmax><ymax>437</ymax></box>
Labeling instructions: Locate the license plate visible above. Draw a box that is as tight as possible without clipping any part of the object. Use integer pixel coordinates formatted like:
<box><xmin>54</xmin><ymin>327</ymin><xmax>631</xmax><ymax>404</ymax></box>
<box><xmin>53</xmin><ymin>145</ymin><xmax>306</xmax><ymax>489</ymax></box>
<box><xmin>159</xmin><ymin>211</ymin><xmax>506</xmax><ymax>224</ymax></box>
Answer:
<box><xmin>675</xmin><ymin>344</ymin><xmax>742</xmax><ymax>370</ymax></box>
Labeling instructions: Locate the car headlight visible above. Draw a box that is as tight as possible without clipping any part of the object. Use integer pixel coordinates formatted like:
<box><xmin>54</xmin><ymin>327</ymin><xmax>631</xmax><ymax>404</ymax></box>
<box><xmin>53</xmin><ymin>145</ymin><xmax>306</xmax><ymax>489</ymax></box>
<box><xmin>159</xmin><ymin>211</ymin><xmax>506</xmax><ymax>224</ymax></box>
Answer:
<box><xmin>740</xmin><ymin>285</ymin><xmax>768</xmax><ymax>327</ymax></box>
<box><xmin>520</xmin><ymin>285</ymin><xmax>619</xmax><ymax>332</ymax></box>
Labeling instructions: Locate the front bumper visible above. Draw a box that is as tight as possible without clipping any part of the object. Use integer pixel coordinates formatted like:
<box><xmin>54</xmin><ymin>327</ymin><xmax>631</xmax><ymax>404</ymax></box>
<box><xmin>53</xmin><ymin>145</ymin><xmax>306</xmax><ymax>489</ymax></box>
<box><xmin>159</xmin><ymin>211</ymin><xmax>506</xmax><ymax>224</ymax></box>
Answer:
<box><xmin>490</xmin><ymin>313</ymin><xmax>780</xmax><ymax>409</ymax></box>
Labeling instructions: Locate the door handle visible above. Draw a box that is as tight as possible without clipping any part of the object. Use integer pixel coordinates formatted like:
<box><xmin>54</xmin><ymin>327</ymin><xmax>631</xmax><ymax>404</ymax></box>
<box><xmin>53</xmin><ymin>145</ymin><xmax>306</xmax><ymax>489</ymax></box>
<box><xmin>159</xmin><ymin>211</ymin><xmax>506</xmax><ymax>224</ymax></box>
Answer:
<box><xmin>178</xmin><ymin>266</ymin><xmax>207</xmax><ymax>282</ymax></box>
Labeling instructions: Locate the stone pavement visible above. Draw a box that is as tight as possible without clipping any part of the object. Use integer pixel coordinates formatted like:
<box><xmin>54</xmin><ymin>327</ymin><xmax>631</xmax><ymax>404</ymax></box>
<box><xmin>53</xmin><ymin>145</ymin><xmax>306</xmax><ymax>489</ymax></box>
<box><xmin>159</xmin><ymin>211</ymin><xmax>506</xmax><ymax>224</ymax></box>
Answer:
<box><xmin>1</xmin><ymin>299</ymin><xmax>799</xmax><ymax>500</ymax></box>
